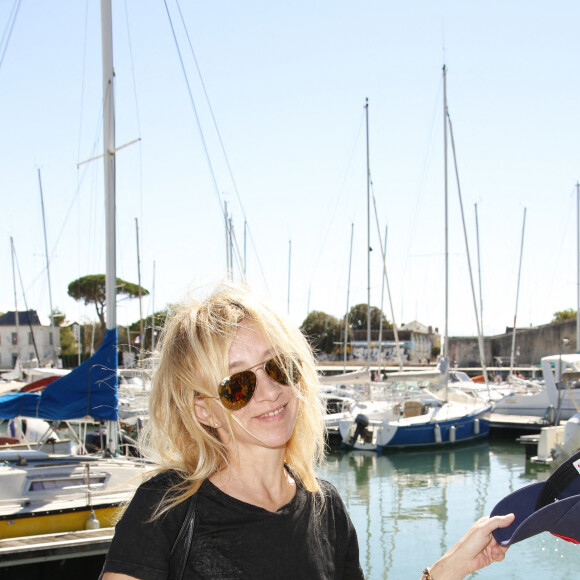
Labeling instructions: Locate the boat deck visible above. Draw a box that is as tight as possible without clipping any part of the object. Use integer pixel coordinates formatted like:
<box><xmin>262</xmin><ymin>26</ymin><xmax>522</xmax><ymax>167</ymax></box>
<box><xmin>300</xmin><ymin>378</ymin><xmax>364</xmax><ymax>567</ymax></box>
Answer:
<box><xmin>489</xmin><ymin>413</ymin><xmax>549</xmax><ymax>433</ymax></box>
<box><xmin>0</xmin><ymin>527</ymin><xmax>113</xmax><ymax>567</ymax></box>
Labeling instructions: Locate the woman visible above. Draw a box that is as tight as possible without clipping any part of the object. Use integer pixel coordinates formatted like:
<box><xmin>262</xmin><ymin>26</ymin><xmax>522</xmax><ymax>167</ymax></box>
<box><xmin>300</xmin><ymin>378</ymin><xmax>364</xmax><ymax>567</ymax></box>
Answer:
<box><xmin>101</xmin><ymin>282</ymin><xmax>514</xmax><ymax>580</ymax></box>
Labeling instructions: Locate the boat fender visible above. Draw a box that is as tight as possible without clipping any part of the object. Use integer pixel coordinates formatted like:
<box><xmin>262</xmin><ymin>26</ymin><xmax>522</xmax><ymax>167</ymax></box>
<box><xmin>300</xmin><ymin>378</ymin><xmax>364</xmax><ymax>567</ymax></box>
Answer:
<box><xmin>543</xmin><ymin>405</ymin><xmax>556</xmax><ymax>424</ymax></box>
<box><xmin>474</xmin><ymin>418</ymin><xmax>480</xmax><ymax>435</ymax></box>
<box><xmin>449</xmin><ymin>425</ymin><xmax>457</xmax><ymax>443</ymax></box>
<box><xmin>434</xmin><ymin>423</ymin><xmax>442</xmax><ymax>444</ymax></box>
<box><xmin>86</xmin><ymin>510</ymin><xmax>100</xmax><ymax>530</ymax></box>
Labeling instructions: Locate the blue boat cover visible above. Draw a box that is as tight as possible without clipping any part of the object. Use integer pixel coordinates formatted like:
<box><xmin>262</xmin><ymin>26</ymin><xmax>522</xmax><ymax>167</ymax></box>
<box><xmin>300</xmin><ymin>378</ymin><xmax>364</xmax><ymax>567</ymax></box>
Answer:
<box><xmin>0</xmin><ymin>328</ymin><xmax>118</xmax><ymax>421</ymax></box>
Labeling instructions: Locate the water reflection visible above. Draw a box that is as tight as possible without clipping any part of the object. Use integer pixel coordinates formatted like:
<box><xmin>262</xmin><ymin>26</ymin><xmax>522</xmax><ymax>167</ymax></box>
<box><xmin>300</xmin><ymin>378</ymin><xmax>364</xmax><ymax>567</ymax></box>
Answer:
<box><xmin>324</xmin><ymin>441</ymin><xmax>491</xmax><ymax>498</ymax></box>
<box><xmin>318</xmin><ymin>441</ymin><xmax>577</xmax><ymax>580</ymax></box>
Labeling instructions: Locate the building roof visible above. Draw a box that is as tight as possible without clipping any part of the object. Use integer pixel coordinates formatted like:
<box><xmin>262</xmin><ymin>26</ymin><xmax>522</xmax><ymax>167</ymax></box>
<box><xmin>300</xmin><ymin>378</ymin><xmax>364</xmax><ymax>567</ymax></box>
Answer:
<box><xmin>353</xmin><ymin>329</ymin><xmax>414</xmax><ymax>341</ymax></box>
<box><xmin>400</xmin><ymin>320</ymin><xmax>430</xmax><ymax>333</ymax></box>
<box><xmin>0</xmin><ymin>310</ymin><xmax>42</xmax><ymax>326</ymax></box>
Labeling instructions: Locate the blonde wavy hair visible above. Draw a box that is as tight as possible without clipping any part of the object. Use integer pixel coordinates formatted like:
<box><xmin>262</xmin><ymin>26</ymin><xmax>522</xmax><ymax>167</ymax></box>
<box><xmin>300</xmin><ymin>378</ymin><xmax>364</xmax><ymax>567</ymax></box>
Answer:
<box><xmin>139</xmin><ymin>282</ymin><xmax>326</xmax><ymax>513</ymax></box>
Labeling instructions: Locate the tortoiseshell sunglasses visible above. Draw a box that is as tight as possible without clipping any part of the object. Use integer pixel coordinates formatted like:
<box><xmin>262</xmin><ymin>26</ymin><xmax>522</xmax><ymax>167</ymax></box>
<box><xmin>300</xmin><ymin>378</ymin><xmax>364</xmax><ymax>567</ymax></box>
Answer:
<box><xmin>217</xmin><ymin>355</ymin><xmax>300</xmax><ymax>410</ymax></box>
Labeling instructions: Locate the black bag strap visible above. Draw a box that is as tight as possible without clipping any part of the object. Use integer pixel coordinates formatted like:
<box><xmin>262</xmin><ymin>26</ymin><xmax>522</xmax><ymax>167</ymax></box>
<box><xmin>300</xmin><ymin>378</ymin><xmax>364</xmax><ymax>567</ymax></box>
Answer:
<box><xmin>168</xmin><ymin>492</ymin><xmax>198</xmax><ymax>580</ymax></box>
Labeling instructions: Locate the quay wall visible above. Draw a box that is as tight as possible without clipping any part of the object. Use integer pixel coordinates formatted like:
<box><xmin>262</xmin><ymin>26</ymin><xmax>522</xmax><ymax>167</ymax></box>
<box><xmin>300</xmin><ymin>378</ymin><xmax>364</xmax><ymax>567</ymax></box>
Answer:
<box><xmin>449</xmin><ymin>318</ymin><xmax>577</xmax><ymax>368</ymax></box>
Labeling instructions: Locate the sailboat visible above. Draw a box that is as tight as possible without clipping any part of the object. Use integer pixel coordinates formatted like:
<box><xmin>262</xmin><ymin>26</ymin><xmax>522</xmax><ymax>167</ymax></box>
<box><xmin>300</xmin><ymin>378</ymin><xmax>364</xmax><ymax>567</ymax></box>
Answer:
<box><xmin>339</xmin><ymin>69</ymin><xmax>492</xmax><ymax>451</ymax></box>
<box><xmin>337</xmin><ymin>367</ymin><xmax>492</xmax><ymax>451</ymax></box>
<box><xmin>0</xmin><ymin>0</ymin><xmax>151</xmax><ymax>539</ymax></box>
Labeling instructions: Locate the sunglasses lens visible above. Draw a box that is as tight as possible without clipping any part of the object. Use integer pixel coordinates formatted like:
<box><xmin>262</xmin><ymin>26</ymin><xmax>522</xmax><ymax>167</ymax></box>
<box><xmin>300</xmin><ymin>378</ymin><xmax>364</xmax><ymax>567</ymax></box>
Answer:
<box><xmin>264</xmin><ymin>356</ymin><xmax>299</xmax><ymax>386</ymax></box>
<box><xmin>219</xmin><ymin>370</ymin><xmax>256</xmax><ymax>410</ymax></box>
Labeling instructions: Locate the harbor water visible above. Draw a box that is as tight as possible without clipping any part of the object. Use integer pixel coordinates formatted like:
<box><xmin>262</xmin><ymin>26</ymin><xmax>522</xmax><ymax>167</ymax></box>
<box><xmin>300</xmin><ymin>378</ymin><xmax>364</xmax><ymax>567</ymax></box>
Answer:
<box><xmin>318</xmin><ymin>440</ymin><xmax>578</xmax><ymax>579</ymax></box>
<box><xmin>2</xmin><ymin>440</ymin><xmax>577</xmax><ymax>579</ymax></box>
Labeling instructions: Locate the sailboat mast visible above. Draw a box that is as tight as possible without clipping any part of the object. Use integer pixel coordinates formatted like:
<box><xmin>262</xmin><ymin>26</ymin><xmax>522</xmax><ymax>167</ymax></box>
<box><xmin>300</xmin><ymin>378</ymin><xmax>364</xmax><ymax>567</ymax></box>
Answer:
<box><xmin>38</xmin><ymin>169</ymin><xmax>57</xmax><ymax>366</ymax></box>
<box><xmin>377</xmin><ymin>225</ymin><xmax>387</xmax><ymax>376</ymax></box>
<box><xmin>287</xmin><ymin>239</ymin><xmax>291</xmax><ymax>314</ymax></box>
<box><xmin>344</xmin><ymin>223</ymin><xmax>354</xmax><ymax>372</ymax></box>
<box><xmin>577</xmin><ymin>182</ymin><xmax>579</xmax><ymax>353</ymax></box>
<box><xmin>475</xmin><ymin>203</ymin><xmax>484</xmax><ymax>337</ymax></box>
<box><xmin>365</xmin><ymin>98</ymin><xmax>371</xmax><ymax>365</ymax></box>
<box><xmin>135</xmin><ymin>217</ymin><xmax>143</xmax><ymax>358</ymax></box>
<box><xmin>372</xmin><ymin>197</ymin><xmax>404</xmax><ymax>370</ymax></box>
<box><xmin>101</xmin><ymin>0</ymin><xmax>118</xmax><ymax>454</ymax></box>
<box><xmin>443</xmin><ymin>65</ymin><xmax>449</xmax><ymax>385</ymax></box>
<box><xmin>151</xmin><ymin>260</ymin><xmax>156</xmax><ymax>353</ymax></box>
<box><xmin>447</xmin><ymin>113</ymin><xmax>489</xmax><ymax>384</ymax></box>
<box><xmin>224</xmin><ymin>201</ymin><xmax>232</xmax><ymax>279</ymax></box>
<box><xmin>509</xmin><ymin>207</ymin><xmax>526</xmax><ymax>376</ymax></box>
<box><xmin>102</xmin><ymin>0</ymin><xmax>116</xmax><ymax>333</ymax></box>
<box><xmin>10</xmin><ymin>237</ymin><xmax>20</xmax><ymax>365</ymax></box>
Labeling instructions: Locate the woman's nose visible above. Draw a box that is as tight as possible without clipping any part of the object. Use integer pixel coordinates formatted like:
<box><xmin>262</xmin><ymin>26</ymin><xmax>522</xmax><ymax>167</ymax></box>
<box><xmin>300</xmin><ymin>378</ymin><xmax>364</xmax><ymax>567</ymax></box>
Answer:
<box><xmin>252</xmin><ymin>367</ymin><xmax>283</xmax><ymax>401</ymax></box>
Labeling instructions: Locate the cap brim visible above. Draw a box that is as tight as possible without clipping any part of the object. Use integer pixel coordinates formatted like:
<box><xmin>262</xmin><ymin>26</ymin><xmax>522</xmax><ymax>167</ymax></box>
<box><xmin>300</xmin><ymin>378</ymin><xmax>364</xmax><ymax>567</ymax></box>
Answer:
<box><xmin>492</xmin><ymin>489</ymin><xmax>580</xmax><ymax>546</ymax></box>
<box><xmin>491</xmin><ymin>481</ymin><xmax>543</xmax><ymax>545</ymax></box>
<box><xmin>491</xmin><ymin>451</ymin><xmax>580</xmax><ymax>546</ymax></box>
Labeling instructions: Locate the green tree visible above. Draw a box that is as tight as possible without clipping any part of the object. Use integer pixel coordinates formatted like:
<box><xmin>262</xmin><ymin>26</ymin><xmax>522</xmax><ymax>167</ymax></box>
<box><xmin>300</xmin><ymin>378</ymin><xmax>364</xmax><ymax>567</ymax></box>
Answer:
<box><xmin>68</xmin><ymin>275</ymin><xmax>148</xmax><ymax>345</ymax></box>
<box><xmin>52</xmin><ymin>308</ymin><xmax>78</xmax><ymax>355</ymax></box>
<box><xmin>553</xmin><ymin>308</ymin><xmax>576</xmax><ymax>322</ymax></box>
<box><xmin>347</xmin><ymin>303</ymin><xmax>391</xmax><ymax>330</ymax></box>
<box><xmin>300</xmin><ymin>311</ymin><xmax>342</xmax><ymax>355</ymax></box>
<box><xmin>127</xmin><ymin>309</ymin><xmax>169</xmax><ymax>354</ymax></box>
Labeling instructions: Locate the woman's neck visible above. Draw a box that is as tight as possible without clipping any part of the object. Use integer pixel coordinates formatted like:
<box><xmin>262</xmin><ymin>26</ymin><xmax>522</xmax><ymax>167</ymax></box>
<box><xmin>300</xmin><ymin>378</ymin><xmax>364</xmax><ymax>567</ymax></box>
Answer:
<box><xmin>210</xmin><ymin>450</ymin><xmax>296</xmax><ymax>512</ymax></box>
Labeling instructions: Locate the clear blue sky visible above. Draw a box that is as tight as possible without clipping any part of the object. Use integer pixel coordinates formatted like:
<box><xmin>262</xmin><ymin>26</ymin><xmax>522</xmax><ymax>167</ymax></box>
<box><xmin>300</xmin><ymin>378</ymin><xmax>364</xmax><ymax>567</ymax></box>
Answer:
<box><xmin>1</xmin><ymin>0</ymin><xmax>579</xmax><ymax>340</ymax></box>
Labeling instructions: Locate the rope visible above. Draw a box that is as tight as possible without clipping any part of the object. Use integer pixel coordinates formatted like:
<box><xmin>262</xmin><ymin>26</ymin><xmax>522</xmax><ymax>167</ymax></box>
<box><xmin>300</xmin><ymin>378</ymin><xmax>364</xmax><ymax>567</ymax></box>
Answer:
<box><xmin>0</xmin><ymin>0</ymin><xmax>22</xmax><ymax>74</ymax></box>
<box><xmin>163</xmin><ymin>0</ymin><xmax>250</xmax><ymax>283</ymax></box>
<box><xmin>173</xmin><ymin>0</ymin><xmax>269</xmax><ymax>290</ymax></box>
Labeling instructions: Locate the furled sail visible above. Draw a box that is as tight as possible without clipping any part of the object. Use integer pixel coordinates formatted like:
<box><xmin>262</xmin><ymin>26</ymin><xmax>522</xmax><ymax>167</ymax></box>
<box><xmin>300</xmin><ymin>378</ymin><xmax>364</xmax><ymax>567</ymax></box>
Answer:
<box><xmin>0</xmin><ymin>329</ymin><xmax>118</xmax><ymax>421</ymax></box>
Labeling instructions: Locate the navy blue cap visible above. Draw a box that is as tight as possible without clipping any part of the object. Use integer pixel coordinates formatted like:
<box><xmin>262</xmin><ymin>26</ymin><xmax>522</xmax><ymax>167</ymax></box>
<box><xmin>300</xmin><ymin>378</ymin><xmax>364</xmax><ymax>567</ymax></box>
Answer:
<box><xmin>490</xmin><ymin>449</ymin><xmax>580</xmax><ymax>546</ymax></box>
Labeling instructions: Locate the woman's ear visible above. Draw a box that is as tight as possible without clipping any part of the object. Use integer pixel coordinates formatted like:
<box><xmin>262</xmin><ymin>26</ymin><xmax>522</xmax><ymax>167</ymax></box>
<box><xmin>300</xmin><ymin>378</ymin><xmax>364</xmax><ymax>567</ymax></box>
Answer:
<box><xmin>194</xmin><ymin>398</ymin><xmax>220</xmax><ymax>429</ymax></box>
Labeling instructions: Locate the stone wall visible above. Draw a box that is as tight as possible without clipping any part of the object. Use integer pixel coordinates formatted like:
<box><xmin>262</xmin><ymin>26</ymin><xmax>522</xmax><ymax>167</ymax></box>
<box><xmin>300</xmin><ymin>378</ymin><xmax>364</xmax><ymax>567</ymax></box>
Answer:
<box><xmin>449</xmin><ymin>318</ymin><xmax>578</xmax><ymax>367</ymax></box>
<box><xmin>448</xmin><ymin>337</ymin><xmax>491</xmax><ymax>367</ymax></box>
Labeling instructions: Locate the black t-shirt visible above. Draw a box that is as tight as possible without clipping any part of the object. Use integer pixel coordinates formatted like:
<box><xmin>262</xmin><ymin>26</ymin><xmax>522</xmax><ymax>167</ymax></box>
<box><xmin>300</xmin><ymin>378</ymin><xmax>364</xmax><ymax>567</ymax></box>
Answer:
<box><xmin>102</xmin><ymin>470</ymin><xmax>364</xmax><ymax>579</ymax></box>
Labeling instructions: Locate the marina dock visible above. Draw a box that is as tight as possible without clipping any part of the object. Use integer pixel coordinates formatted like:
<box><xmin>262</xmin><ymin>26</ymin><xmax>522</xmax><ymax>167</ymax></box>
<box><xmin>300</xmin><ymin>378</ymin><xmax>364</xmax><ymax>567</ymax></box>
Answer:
<box><xmin>489</xmin><ymin>413</ymin><xmax>548</xmax><ymax>433</ymax></box>
<box><xmin>0</xmin><ymin>528</ymin><xmax>112</xmax><ymax>568</ymax></box>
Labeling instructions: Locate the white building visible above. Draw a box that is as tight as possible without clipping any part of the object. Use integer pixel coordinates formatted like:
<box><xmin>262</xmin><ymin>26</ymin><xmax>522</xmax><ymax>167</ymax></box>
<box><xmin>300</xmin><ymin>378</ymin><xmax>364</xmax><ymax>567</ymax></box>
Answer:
<box><xmin>0</xmin><ymin>310</ymin><xmax>60</xmax><ymax>370</ymax></box>
<box><xmin>350</xmin><ymin>321</ymin><xmax>438</xmax><ymax>365</ymax></box>
<box><xmin>400</xmin><ymin>320</ymin><xmax>435</xmax><ymax>364</ymax></box>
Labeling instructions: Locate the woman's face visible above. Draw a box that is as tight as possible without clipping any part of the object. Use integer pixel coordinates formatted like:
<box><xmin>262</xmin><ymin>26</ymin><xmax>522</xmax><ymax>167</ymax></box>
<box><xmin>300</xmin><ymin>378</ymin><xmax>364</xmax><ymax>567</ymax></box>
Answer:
<box><xmin>218</xmin><ymin>322</ymin><xmax>300</xmax><ymax>451</ymax></box>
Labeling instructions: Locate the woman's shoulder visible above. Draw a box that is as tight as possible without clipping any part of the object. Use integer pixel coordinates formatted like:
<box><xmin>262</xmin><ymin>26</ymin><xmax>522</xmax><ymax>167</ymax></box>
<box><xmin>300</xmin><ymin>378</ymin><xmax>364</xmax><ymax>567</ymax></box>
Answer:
<box><xmin>132</xmin><ymin>469</ymin><xmax>179</xmax><ymax>499</ymax></box>
<box><xmin>315</xmin><ymin>477</ymin><xmax>352</xmax><ymax>514</ymax></box>
<box><xmin>103</xmin><ymin>471</ymin><xmax>196</xmax><ymax>577</ymax></box>
<box><xmin>139</xmin><ymin>468</ymin><xmax>183</xmax><ymax>491</ymax></box>
<box><xmin>316</xmin><ymin>476</ymin><xmax>341</xmax><ymax>498</ymax></box>
<box><xmin>127</xmin><ymin>469</ymin><xmax>193</xmax><ymax>517</ymax></box>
